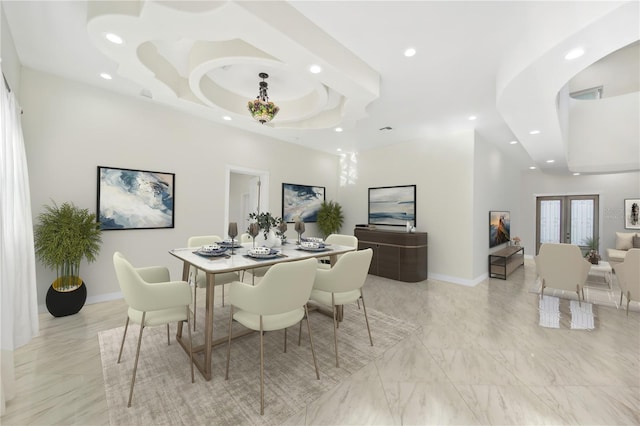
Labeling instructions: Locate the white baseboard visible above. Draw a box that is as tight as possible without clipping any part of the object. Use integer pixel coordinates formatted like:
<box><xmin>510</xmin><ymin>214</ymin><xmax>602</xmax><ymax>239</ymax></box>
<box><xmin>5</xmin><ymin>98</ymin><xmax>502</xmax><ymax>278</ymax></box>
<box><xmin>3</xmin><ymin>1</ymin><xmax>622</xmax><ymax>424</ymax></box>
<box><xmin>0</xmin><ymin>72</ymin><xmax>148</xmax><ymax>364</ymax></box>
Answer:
<box><xmin>428</xmin><ymin>273</ymin><xmax>487</xmax><ymax>287</ymax></box>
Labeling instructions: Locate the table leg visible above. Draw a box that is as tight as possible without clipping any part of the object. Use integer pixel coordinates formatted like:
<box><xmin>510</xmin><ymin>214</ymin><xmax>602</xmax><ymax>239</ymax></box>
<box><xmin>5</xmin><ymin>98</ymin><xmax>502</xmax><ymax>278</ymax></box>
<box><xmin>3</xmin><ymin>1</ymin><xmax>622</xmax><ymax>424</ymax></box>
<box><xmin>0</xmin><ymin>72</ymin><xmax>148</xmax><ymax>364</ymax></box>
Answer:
<box><xmin>203</xmin><ymin>273</ymin><xmax>215</xmax><ymax>380</ymax></box>
<box><xmin>176</xmin><ymin>261</ymin><xmax>191</xmax><ymax>340</ymax></box>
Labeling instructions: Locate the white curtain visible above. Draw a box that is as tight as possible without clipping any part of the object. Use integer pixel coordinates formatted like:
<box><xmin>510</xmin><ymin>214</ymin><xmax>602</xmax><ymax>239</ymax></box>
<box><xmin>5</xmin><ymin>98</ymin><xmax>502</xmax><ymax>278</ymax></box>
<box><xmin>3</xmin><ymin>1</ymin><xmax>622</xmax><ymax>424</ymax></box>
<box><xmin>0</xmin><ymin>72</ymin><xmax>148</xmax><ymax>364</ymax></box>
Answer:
<box><xmin>0</xmin><ymin>73</ymin><xmax>39</xmax><ymax>415</ymax></box>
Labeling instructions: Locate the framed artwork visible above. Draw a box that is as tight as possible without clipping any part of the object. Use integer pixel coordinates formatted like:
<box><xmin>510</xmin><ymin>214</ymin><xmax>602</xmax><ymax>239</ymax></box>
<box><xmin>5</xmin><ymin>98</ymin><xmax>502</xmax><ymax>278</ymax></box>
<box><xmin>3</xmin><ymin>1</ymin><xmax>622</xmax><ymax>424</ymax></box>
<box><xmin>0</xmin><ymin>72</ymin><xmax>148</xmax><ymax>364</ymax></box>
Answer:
<box><xmin>281</xmin><ymin>183</ymin><xmax>325</xmax><ymax>223</ymax></box>
<box><xmin>368</xmin><ymin>185</ymin><xmax>416</xmax><ymax>226</ymax></box>
<box><xmin>489</xmin><ymin>211</ymin><xmax>511</xmax><ymax>248</ymax></box>
<box><xmin>624</xmin><ymin>198</ymin><xmax>640</xmax><ymax>229</ymax></box>
<box><xmin>97</xmin><ymin>166</ymin><xmax>175</xmax><ymax>230</ymax></box>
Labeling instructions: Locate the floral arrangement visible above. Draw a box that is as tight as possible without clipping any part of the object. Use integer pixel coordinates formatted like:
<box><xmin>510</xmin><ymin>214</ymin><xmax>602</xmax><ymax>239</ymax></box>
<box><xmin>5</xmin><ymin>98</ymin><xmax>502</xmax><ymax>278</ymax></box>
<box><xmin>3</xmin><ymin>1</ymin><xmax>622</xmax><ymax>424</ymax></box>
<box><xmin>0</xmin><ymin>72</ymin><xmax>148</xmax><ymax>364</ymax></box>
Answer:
<box><xmin>247</xmin><ymin>100</ymin><xmax>279</xmax><ymax>123</ymax></box>
<box><xmin>248</xmin><ymin>211</ymin><xmax>281</xmax><ymax>238</ymax></box>
<box><xmin>512</xmin><ymin>236</ymin><xmax>521</xmax><ymax>245</ymax></box>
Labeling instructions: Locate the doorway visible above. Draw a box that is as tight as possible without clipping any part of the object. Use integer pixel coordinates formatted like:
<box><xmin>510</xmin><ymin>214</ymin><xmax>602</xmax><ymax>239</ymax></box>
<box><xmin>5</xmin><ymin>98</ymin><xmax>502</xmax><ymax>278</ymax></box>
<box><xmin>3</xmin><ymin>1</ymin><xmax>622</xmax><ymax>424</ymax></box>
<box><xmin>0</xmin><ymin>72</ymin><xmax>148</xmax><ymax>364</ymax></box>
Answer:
<box><xmin>225</xmin><ymin>166</ymin><xmax>269</xmax><ymax>236</ymax></box>
<box><xmin>535</xmin><ymin>194</ymin><xmax>599</xmax><ymax>254</ymax></box>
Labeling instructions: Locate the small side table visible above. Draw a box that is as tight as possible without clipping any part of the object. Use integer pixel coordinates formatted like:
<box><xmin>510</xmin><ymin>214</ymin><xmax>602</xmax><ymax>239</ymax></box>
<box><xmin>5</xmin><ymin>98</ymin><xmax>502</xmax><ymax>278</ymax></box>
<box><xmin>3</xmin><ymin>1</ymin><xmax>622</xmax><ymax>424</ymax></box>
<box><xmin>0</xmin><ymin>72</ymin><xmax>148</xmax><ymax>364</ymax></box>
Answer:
<box><xmin>588</xmin><ymin>261</ymin><xmax>612</xmax><ymax>289</ymax></box>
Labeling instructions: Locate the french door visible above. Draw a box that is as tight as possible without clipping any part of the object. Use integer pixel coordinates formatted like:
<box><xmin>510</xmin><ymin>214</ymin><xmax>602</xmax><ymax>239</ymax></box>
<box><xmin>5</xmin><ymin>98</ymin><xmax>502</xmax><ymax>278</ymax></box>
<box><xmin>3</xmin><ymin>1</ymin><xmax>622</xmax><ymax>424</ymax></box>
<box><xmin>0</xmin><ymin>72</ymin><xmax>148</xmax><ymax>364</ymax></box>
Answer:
<box><xmin>535</xmin><ymin>195</ymin><xmax>599</xmax><ymax>254</ymax></box>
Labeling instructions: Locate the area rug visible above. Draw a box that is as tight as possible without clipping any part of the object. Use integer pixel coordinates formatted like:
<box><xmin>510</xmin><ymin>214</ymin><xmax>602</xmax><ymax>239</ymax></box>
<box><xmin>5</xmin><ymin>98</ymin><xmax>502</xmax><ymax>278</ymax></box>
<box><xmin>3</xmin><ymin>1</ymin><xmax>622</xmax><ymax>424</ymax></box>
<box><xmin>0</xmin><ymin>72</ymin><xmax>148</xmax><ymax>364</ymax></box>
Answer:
<box><xmin>99</xmin><ymin>304</ymin><xmax>420</xmax><ymax>425</ymax></box>
<box><xmin>529</xmin><ymin>273</ymin><xmax>640</xmax><ymax>312</ymax></box>
<box><xmin>538</xmin><ymin>295</ymin><xmax>596</xmax><ymax>330</ymax></box>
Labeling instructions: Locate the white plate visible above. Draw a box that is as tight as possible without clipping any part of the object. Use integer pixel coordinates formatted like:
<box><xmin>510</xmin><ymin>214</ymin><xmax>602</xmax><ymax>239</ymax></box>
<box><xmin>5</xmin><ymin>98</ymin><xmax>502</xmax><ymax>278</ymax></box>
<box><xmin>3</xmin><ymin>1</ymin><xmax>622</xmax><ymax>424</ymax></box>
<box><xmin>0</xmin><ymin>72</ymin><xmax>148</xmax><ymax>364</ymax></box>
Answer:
<box><xmin>297</xmin><ymin>246</ymin><xmax>329</xmax><ymax>252</ymax></box>
<box><xmin>247</xmin><ymin>251</ymin><xmax>279</xmax><ymax>259</ymax></box>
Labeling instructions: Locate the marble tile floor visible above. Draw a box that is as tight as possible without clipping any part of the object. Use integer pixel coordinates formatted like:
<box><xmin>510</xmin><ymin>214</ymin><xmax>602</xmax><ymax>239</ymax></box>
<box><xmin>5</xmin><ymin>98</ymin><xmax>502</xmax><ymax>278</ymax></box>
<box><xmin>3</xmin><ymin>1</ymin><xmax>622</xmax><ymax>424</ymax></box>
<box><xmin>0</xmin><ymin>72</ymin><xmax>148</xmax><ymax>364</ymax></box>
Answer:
<box><xmin>2</xmin><ymin>258</ymin><xmax>639</xmax><ymax>425</ymax></box>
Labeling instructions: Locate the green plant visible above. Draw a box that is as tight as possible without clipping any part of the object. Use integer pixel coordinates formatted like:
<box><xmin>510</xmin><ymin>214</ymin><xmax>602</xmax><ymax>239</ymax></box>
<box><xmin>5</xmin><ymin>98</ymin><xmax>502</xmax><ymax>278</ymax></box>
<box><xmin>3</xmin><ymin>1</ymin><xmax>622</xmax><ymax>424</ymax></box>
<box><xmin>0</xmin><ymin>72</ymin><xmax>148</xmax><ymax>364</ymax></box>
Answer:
<box><xmin>583</xmin><ymin>236</ymin><xmax>599</xmax><ymax>251</ymax></box>
<box><xmin>34</xmin><ymin>201</ymin><xmax>102</xmax><ymax>290</ymax></box>
<box><xmin>248</xmin><ymin>211</ymin><xmax>281</xmax><ymax>238</ymax></box>
<box><xmin>317</xmin><ymin>201</ymin><xmax>344</xmax><ymax>238</ymax></box>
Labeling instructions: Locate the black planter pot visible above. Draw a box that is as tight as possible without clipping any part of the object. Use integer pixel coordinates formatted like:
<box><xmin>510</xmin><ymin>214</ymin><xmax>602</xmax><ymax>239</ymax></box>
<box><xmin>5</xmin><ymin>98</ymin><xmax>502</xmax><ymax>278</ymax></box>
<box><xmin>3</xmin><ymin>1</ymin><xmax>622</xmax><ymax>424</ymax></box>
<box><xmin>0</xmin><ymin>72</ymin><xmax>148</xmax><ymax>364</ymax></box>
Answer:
<box><xmin>46</xmin><ymin>281</ymin><xmax>87</xmax><ymax>317</ymax></box>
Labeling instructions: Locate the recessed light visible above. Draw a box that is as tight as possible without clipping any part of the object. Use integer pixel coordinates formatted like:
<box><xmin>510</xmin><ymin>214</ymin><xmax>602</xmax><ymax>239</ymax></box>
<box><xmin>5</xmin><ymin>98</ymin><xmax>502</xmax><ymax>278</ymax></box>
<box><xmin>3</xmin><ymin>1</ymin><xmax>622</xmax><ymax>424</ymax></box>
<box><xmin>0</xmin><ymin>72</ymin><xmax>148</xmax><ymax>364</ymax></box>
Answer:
<box><xmin>404</xmin><ymin>48</ymin><xmax>416</xmax><ymax>57</ymax></box>
<box><xmin>573</xmin><ymin>172</ymin><xmax>580</xmax><ymax>176</ymax></box>
<box><xmin>335</xmin><ymin>127</ymin><xmax>343</xmax><ymax>132</ymax></box>
<box><xmin>529</xmin><ymin>130</ymin><xmax>540</xmax><ymax>135</ymax></box>
<box><xmin>565</xmin><ymin>48</ymin><xmax>584</xmax><ymax>60</ymax></box>
<box><xmin>510</xmin><ymin>140</ymin><xmax>518</xmax><ymax>145</ymax></box>
<box><xmin>529</xmin><ymin>166</ymin><xmax>537</xmax><ymax>170</ymax></box>
<box><xmin>337</xmin><ymin>148</ymin><xmax>342</xmax><ymax>152</ymax></box>
<box><xmin>104</xmin><ymin>33</ymin><xmax>123</xmax><ymax>45</ymax></box>
<box><xmin>468</xmin><ymin>115</ymin><xmax>477</xmax><ymax>121</ymax></box>
<box><xmin>223</xmin><ymin>116</ymin><xmax>232</xmax><ymax>121</ymax></box>
<box><xmin>546</xmin><ymin>159</ymin><xmax>555</xmax><ymax>163</ymax></box>
<box><xmin>100</xmin><ymin>73</ymin><xmax>112</xmax><ymax>80</ymax></box>
<box><xmin>309</xmin><ymin>65</ymin><xmax>322</xmax><ymax>74</ymax></box>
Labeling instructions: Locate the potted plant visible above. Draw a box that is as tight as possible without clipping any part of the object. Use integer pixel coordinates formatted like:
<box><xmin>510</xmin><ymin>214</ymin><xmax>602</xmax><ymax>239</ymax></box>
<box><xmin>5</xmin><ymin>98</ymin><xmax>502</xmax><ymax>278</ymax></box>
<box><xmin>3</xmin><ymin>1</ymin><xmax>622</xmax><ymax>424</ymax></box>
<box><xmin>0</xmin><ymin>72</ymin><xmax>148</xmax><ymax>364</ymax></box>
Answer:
<box><xmin>248</xmin><ymin>211</ymin><xmax>282</xmax><ymax>247</ymax></box>
<box><xmin>317</xmin><ymin>200</ymin><xmax>344</xmax><ymax>238</ymax></box>
<box><xmin>583</xmin><ymin>236</ymin><xmax>600</xmax><ymax>264</ymax></box>
<box><xmin>34</xmin><ymin>201</ymin><xmax>102</xmax><ymax>317</ymax></box>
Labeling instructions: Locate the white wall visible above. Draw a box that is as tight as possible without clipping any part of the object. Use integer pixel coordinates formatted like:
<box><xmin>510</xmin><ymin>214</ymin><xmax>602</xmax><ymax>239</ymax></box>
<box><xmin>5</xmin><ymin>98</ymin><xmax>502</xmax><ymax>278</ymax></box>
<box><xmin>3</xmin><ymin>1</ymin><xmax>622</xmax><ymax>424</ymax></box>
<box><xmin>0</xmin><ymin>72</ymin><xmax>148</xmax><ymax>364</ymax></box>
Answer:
<box><xmin>520</xmin><ymin>170</ymin><xmax>640</xmax><ymax>258</ymax></box>
<box><xmin>338</xmin><ymin>130</ymin><xmax>476</xmax><ymax>283</ymax></box>
<box><xmin>473</xmin><ymin>133</ymin><xmax>522</xmax><ymax>279</ymax></box>
<box><xmin>20</xmin><ymin>68</ymin><xmax>339</xmax><ymax>307</ymax></box>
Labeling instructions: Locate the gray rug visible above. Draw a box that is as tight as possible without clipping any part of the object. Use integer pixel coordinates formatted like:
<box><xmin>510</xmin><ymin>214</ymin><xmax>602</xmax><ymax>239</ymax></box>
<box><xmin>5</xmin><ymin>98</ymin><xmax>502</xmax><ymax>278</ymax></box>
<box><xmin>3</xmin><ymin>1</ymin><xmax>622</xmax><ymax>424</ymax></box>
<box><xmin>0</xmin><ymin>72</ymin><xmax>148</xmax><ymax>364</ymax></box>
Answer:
<box><xmin>99</xmin><ymin>303</ymin><xmax>420</xmax><ymax>425</ymax></box>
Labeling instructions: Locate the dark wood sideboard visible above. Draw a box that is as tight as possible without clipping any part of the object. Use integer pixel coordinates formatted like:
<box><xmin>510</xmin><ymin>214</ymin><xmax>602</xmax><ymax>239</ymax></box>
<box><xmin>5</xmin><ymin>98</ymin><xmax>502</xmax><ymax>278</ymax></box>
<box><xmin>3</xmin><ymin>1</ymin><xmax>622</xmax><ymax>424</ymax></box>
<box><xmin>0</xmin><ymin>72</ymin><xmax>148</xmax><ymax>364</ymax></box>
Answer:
<box><xmin>354</xmin><ymin>228</ymin><xmax>428</xmax><ymax>282</ymax></box>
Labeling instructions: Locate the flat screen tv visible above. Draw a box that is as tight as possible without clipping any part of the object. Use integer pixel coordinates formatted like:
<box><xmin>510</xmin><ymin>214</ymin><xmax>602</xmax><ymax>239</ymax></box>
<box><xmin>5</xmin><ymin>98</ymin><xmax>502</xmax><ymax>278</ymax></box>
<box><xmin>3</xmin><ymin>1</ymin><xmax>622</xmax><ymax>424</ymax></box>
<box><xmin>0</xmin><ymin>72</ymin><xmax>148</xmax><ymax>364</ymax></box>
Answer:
<box><xmin>368</xmin><ymin>185</ymin><xmax>416</xmax><ymax>226</ymax></box>
<box><xmin>489</xmin><ymin>210</ymin><xmax>511</xmax><ymax>248</ymax></box>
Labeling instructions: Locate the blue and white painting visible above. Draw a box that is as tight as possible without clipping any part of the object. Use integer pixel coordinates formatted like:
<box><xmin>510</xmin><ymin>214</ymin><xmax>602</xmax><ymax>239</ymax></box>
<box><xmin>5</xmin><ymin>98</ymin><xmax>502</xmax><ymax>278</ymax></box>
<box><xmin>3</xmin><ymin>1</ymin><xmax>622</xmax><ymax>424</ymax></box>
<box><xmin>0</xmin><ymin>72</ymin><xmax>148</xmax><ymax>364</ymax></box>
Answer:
<box><xmin>98</xmin><ymin>166</ymin><xmax>175</xmax><ymax>230</ymax></box>
<box><xmin>368</xmin><ymin>185</ymin><xmax>416</xmax><ymax>226</ymax></box>
<box><xmin>282</xmin><ymin>183</ymin><xmax>325</xmax><ymax>223</ymax></box>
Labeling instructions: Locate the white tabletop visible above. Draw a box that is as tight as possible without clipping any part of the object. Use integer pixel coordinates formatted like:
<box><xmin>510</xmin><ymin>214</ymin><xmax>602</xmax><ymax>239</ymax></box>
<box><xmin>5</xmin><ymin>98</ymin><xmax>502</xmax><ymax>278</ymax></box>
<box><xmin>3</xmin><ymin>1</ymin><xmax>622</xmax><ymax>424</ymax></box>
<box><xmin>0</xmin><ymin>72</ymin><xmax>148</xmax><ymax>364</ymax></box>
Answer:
<box><xmin>169</xmin><ymin>242</ymin><xmax>355</xmax><ymax>275</ymax></box>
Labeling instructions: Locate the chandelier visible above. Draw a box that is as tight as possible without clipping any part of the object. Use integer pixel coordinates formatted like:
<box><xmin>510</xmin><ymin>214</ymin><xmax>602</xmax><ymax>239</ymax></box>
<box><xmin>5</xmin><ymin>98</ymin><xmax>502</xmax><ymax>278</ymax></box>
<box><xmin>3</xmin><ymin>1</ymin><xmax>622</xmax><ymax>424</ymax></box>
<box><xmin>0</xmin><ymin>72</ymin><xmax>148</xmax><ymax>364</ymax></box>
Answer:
<box><xmin>247</xmin><ymin>72</ymin><xmax>279</xmax><ymax>124</ymax></box>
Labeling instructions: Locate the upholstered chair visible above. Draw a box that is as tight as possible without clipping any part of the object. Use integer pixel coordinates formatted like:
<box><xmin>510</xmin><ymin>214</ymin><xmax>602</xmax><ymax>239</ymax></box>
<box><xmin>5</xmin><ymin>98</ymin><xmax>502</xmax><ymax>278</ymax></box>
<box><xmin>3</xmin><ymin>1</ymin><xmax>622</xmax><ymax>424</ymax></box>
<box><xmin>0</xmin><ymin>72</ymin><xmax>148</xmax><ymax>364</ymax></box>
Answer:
<box><xmin>308</xmin><ymin>248</ymin><xmax>374</xmax><ymax>367</ymax></box>
<box><xmin>534</xmin><ymin>243</ymin><xmax>591</xmax><ymax>303</ymax></box>
<box><xmin>616</xmin><ymin>248</ymin><xmax>640</xmax><ymax>316</ymax></box>
<box><xmin>112</xmin><ymin>252</ymin><xmax>194</xmax><ymax>407</ymax></box>
<box><xmin>224</xmin><ymin>258</ymin><xmax>319</xmax><ymax>415</ymax></box>
<box><xmin>317</xmin><ymin>233</ymin><xmax>358</xmax><ymax>269</ymax></box>
<box><xmin>187</xmin><ymin>235</ymin><xmax>240</xmax><ymax>328</ymax></box>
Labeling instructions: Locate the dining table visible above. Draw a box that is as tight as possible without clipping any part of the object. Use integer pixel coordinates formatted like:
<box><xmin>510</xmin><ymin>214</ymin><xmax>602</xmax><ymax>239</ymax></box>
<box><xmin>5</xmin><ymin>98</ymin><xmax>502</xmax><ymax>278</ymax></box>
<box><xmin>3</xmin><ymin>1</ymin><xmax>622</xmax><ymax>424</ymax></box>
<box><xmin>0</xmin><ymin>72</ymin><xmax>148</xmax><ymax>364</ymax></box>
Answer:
<box><xmin>169</xmin><ymin>241</ymin><xmax>356</xmax><ymax>381</ymax></box>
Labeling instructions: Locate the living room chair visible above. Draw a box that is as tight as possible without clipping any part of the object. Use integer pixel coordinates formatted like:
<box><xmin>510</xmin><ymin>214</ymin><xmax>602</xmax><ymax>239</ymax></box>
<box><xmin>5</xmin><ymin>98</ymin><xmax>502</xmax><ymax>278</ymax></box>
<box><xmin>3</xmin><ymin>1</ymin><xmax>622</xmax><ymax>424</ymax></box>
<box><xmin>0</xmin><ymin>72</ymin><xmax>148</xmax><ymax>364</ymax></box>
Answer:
<box><xmin>615</xmin><ymin>248</ymin><xmax>640</xmax><ymax>316</ymax></box>
<box><xmin>187</xmin><ymin>235</ymin><xmax>239</xmax><ymax>328</ymax></box>
<box><xmin>307</xmin><ymin>248</ymin><xmax>374</xmax><ymax>367</ymax></box>
<box><xmin>534</xmin><ymin>243</ymin><xmax>591</xmax><ymax>304</ymax></box>
<box><xmin>224</xmin><ymin>258</ymin><xmax>320</xmax><ymax>415</ymax></box>
<box><xmin>112</xmin><ymin>252</ymin><xmax>194</xmax><ymax>407</ymax></box>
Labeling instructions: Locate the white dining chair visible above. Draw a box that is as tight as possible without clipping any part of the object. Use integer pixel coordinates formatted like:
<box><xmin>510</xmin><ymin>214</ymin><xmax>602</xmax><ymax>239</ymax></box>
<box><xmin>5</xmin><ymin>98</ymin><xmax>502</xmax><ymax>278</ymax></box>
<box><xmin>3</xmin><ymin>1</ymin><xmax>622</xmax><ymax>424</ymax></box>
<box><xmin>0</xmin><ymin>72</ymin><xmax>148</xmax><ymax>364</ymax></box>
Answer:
<box><xmin>307</xmin><ymin>248</ymin><xmax>373</xmax><ymax>367</ymax></box>
<box><xmin>224</xmin><ymin>258</ymin><xmax>320</xmax><ymax>415</ymax></box>
<box><xmin>317</xmin><ymin>234</ymin><xmax>358</xmax><ymax>269</ymax></box>
<box><xmin>187</xmin><ymin>235</ymin><xmax>239</xmax><ymax>329</ymax></box>
<box><xmin>616</xmin><ymin>248</ymin><xmax>640</xmax><ymax>316</ymax></box>
<box><xmin>113</xmin><ymin>252</ymin><xmax>194</xmax><ymax>407</ymax></box>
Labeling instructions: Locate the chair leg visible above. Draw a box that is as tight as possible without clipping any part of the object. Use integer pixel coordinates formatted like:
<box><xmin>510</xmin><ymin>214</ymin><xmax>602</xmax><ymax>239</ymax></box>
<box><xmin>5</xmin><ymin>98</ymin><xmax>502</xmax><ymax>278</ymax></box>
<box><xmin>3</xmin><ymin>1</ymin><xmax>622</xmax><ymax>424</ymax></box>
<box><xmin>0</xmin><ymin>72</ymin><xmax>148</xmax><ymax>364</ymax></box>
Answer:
<box><xmin>540</xmin><ymin>279</ymin><xmax>545</xmax><ymax>299</ymax></box>
<box><xmin>222</xmin><ymin>284</ymin><xmax>225</xmax><ymax>307</ymax></box>
<box><xmin>284</xmin><ymin>327</ymin><xmax>287</xmax><ymax>353</ymax></box>
<box><xmin>360</xmin><ymin>289</ymin><xmax>374</xmax><ymax>346</ymax></box>
<box><xmin>186</xmin><ymin>307</ymin><xmax>194</xmax><ymax>383</ymax></box>
<box><xmin>620</xmin><ymin>290</ymin><xmax>624</xmax><ymax>306</ymax></box>
<box><xmin>331</xmin><ymin>293</ymin><xmax>339</xmax><ymax>368</ymax></box>
<box><xmin>225</xmin><ymin>305</ymin><xmax>234</xmax><ymax>380</ymax></box>
<box><xmin>193</xmin><ymin>285</ymin><xmax>198</xmax><ymax>331</ymax></box>
<box><xmin>627</xmin><ymin>291</ymin><xmax>631</xmax><ymax>316</ymax></box>
<box><xmin>117</xmin><ymin>316</ymin><xmax>130</xmax><ymax>364</ymax></box>
<box><xmin>297</xmin><ymin>318</ymin><xmax>303</xmax><ymax>346</ymax></box>
<box><xmin>127</xmin><ymin>312</ymin><xmax>146</xmax><ymax>408</ymax></box>
<box><xmin>576</xmin><ymin>284</ymin><xmax>581</xmax><ymax>307</ymax></box>
<box><xmin>304</xmin><ymin>305</ymin><xmax>320</xmax><ymax>380</ymax></box>
<box><xmin>260</xmin><ymin>315</ymin><xmax>265</xmax><ymax>416</ymax></box>
<box><xmin>167</xmin><ymin>324</ymin><xmax>170</xmax><ymax>345</ymax></box>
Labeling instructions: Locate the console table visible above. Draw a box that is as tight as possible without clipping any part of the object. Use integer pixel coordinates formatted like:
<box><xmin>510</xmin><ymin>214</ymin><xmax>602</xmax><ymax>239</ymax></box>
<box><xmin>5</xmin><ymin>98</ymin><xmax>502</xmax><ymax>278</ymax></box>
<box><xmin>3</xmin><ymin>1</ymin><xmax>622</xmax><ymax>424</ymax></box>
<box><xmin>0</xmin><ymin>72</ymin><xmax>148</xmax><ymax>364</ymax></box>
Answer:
<box><xmin>354</xmin><ymin>228</ymin><xmax>427</xmax><ymax>282</ymax></box>
<box><xmin>489</xmin><ymin>245</ymin><xmax>524</xmax><ymax>280</ymax></box>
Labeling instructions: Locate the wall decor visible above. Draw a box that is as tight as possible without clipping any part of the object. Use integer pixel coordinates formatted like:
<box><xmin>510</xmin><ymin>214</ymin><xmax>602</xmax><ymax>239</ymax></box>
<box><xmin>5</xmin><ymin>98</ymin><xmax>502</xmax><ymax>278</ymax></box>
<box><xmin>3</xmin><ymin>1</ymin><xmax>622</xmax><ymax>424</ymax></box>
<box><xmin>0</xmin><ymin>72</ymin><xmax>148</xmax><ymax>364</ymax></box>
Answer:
<box><xmin>97</xmin><ymin>166</ymin><xmax>175</xmax><ymax>230</ymax></box>
<box><xmin>624</xmin><ymin>198</ymin><xmax>640</xmax><ymax>229</ymax></box>
<box><xmin>281</xmin><ymin>183</ymin><xmax>325</xmax><ymax>223</ymax></box>
<box><xmin>489</xmin><ymin>210</ymin><xmax>511</xmax><ymax>248</ymax></box>
<box><xmin>368</xmin><ymin>185</ymin><xmax>416</xmax><ymax>226</ymax></box>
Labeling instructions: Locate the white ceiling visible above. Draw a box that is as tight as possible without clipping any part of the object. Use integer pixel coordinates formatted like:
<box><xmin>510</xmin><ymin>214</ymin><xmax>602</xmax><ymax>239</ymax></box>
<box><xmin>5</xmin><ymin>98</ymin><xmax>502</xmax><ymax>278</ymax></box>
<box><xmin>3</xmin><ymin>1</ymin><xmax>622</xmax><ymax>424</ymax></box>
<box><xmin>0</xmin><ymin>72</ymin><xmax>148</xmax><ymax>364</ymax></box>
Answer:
<box><xmin>2</xmin><ymin>1</ymin><xmax>638</xmax><ymax>173</ymax></box>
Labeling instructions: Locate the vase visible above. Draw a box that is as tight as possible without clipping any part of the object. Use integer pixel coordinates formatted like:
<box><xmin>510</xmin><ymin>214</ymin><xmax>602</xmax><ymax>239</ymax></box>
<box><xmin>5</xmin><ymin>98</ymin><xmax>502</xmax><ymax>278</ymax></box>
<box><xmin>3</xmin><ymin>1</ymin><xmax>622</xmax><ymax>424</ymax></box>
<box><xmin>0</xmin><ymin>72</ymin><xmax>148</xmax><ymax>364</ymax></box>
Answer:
<box><xmin>46</xmin><ymin>277</ymin><xmax>87</xmax><ymax>317</ymax></box>
<box><xmin>259</xmin><ymin>229</ymin><xmax>279</xmax><ymax>248</ymax></box>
